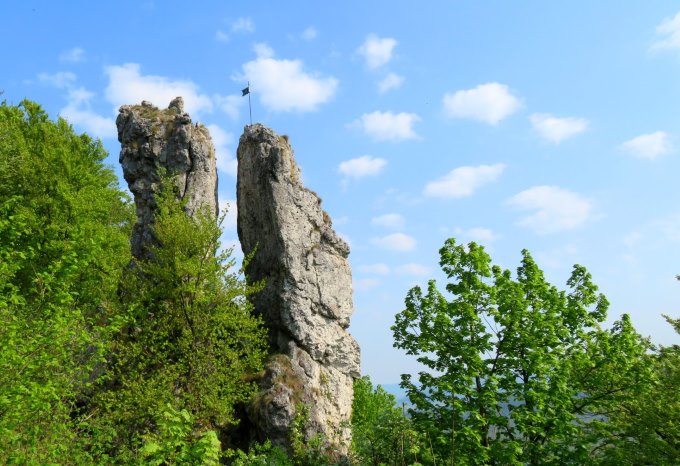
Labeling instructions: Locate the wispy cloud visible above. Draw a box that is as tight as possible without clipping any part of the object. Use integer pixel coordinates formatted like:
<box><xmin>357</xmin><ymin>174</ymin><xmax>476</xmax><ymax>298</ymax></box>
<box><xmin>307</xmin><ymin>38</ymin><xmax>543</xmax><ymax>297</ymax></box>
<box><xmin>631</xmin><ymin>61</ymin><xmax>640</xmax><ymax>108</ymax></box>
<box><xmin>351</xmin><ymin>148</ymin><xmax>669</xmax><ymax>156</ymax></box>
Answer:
<box><xmin>395</xmin><ymin>263</ymin><xmax>431</xmax><ymax>276</ymax></box>
<box><xmin>529</xmin><ymin>113</ymin><xmax>589</xmax><ymax>143</ymax></box>
<box><xmin>453</xmin><ymin>226</ymin><xmax>499</xmax><ymax>244</ymax></box>
<box><xmin>443</xmin><ymin>82</ymin><xmax>522</xmax><ymax>125</ymax></box>
<box><xmin>231</xmin><ymin>17</ymin><xmax>254</xmax><ymax>33</ymax></box>
<box><xmin>38</xmin><ymin>71</ymin><xmax>77</xmax><ymax>88</ymax></box>
<box><xmin>620</xmin><ymin>131</ymin><xmax>673</xmax><ymax>159</ymax></box>
<box><xmin>301</xmin><ymin>27</ymin><xmax>317</xmax><ymax>41</ymax></box>
<box><xmin>238</xmin><ymin>44</ymin><xmax>338</xmax><ymax>112</ymax></box>
<box><xmin>352</xmin><ymin>111</ymin><xmax>420</xmax><ymax>141</ymax></box>
<box><xmin>357</xmin><ymin>34</ymin><xmax>398</xmax><ymax>69</ymax></box>
<box><xmin>507</xmin><ymin>185</ymin><xmax>593</xmax><ymax>234</ymax></box>
<box><xmin>424</xmin><ymin>164</ymin><xmax>505</xmax><ymax>199</ymax></box>
<box><xmin>651</xmin><ymin>11</ymin><xmax>680</xmax><ymax>52</ymax></box>
<box><xmin>371</xmin><ymin>233</ymin><xmax>417</xmax><ymax>252</ymax></box>
<box><xmin>377</xmin><ymin>73</ymin><xmax>404</xmax><ymax>93</ymax></box>
<box><xmin>357</xmin><ymin>263</ymin><xmax>390</xmax><ymax>275</ymax></box>
<box><xmin>215</xmin><ymin>30</ymin><xmax>229</xmax><ymax>42</ymax></box>
<box><xmin>355</xmin><ymin>278</ymin><xmax>380</xmax><ymax>292</ymax></box>
<box><xmin>371</xmin><ymin>213</ymin><xmax>405</xmax><ymax>230</ymax></box>
<box><xmin>59</xmin><ymin>47</ymin><xmax>85</xmax><ymax>63</ymax></box>
<box><xmin>338</xmin><ymin>155</ymin><xmax>387</xmax><ymax>179</ymax></box>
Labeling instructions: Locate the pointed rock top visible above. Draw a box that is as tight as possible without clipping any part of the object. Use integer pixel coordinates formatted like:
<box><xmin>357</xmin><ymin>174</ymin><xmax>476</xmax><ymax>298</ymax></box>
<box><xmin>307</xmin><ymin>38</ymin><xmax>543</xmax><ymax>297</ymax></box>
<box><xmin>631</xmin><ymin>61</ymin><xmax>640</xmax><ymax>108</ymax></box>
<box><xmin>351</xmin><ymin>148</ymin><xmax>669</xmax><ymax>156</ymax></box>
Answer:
<box><xmin>168</xmin><ymin>96</ymin><xmax>184</xmax><ymax>113</ymax></box>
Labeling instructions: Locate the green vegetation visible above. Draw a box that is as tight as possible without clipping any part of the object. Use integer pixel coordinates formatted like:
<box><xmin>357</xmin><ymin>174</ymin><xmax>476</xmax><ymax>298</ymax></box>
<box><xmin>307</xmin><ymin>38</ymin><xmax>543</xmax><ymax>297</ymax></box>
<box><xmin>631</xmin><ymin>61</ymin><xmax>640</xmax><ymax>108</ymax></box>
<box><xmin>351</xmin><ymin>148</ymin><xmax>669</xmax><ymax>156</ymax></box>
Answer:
<box><xmin>0</xmin><ymin>101</ymin><xmax>267</xmax><ymax>464</ymax></box>
<box><xmin>1</xmin><ymin>100</ymin><xmax>678</xmax><ymax>464</ymax></box>
<box><xmin>390</xmin><ymin>238</ymin><xmax>670</xmax><ymax>465</ymax></box>
<box><xmin>351</xmin><ymin>376</ymin><xmax>425</xmax><ymax>465</ymax></box>
<box><xmin>84</xmin><ymin>186</ymin><xmax>268</xmax><ymax>461</ymax></box>
<box><xmin>0</xmin><ymin>100</ymin><xmax>134</xmax><ymax>463</ymax></box>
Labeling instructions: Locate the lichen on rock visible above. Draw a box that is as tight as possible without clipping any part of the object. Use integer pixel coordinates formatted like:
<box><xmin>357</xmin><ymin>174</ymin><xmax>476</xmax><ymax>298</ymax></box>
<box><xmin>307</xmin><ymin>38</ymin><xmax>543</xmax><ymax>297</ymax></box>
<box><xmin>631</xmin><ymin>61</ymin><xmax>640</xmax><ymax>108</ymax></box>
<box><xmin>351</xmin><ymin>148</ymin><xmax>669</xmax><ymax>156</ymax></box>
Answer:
<box><xmin>237</xmin><ymin>124</ymin><xmax>360</xmax><ymax>456</ymax></box>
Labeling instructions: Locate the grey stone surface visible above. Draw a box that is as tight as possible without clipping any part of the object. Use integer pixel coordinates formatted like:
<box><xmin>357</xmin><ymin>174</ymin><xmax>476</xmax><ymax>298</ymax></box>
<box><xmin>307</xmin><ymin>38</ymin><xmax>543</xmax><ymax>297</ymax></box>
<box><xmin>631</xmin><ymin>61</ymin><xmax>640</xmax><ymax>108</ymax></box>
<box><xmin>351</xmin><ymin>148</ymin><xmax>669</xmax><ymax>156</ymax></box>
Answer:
<box><xmin>237</xmin><ymin>124</ymin><xmax>360</xmax><ymax>455</ymax></box>
<box><xmin>117</xmin><ymin>97</ymin><xmax>218</xmax><ymax>259</ymax></box>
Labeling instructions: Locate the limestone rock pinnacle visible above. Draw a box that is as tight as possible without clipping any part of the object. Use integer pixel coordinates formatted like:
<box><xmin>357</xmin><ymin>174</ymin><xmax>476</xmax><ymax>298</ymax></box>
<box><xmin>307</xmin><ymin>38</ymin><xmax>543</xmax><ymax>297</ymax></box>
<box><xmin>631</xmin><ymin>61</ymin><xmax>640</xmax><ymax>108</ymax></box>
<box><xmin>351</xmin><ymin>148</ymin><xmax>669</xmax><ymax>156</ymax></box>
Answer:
<box><xmin>117</xmin><ymin>98</ymin><xmax>218</xmax><ymax>259</ymax></box>
<box><xmin>237</xmin><ymin>124</ymin><xmax>360</xmax><ymax>455</ymax></box>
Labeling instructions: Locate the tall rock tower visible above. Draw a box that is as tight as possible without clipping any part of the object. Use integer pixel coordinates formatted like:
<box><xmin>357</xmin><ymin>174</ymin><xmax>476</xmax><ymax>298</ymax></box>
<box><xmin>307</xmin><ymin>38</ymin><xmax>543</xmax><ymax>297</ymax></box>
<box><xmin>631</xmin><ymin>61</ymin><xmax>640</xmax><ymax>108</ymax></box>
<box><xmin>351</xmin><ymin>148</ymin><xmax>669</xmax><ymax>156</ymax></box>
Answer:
<box><xmin>237</xmin><ymin>124</ymin><xmax>360</xmax><ymax>455</ymax></box>
<box><xmin>117</xmin><ymin>97</ymin><xmax>218</xmax><ymax>259</ymax></box>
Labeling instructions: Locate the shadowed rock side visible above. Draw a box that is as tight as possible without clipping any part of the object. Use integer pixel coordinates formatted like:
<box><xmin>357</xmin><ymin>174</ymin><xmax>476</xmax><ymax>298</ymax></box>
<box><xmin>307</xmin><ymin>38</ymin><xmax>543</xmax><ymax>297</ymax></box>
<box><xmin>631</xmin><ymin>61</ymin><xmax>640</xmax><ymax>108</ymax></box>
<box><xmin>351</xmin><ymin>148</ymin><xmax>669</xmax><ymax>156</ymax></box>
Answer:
<box><xmin>237</xmin><ymin>124</ymin><xmax>360</xmax><ymax>455</ymax></box>
<box><xmin>117</xmin><ymin>97</ymin><xmax>218</xmax><ymax>259</ymax></box>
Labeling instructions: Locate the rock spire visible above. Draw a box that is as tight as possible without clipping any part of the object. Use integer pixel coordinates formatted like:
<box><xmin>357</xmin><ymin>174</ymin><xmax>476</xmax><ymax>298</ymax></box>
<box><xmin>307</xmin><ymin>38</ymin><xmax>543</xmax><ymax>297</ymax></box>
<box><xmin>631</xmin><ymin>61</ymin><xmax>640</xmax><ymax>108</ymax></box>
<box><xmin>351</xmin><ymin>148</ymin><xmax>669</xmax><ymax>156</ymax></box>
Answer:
<box><xmin>117</xmin><ymin>97</ymin><xmax>218</xmax><ymax>259</ymax></box>
<box><xmin>237</xmin><ymin>124</ymin><xmax>360</xmax><ymax>455</ymax></box>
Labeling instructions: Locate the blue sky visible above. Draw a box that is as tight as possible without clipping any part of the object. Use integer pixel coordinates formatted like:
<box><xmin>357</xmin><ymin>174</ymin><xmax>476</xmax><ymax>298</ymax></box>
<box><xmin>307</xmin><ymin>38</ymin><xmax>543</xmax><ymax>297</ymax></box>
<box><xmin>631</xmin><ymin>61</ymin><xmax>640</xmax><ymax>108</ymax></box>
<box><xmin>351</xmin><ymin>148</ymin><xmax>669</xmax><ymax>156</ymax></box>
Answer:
<box><xmin>3</xmin><ymin>1</ymin><xmax>680</xmax><ymax>383</ymax></box>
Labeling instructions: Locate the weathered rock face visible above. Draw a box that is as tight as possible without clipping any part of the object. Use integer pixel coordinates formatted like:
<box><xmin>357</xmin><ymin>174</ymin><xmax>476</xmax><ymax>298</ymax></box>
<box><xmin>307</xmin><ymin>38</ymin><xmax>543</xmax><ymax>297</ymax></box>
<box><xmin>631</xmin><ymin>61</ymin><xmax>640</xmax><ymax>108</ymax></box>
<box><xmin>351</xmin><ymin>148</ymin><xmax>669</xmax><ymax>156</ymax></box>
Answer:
<box><xmin>117</xmin><ymin>97</ymin><xmax>218</xmax><ymax>259</ymax></box>
<box><xmin>237</xmin><ymin>124</ymin><xmax>360</xmax><ymax>455</ymax></box>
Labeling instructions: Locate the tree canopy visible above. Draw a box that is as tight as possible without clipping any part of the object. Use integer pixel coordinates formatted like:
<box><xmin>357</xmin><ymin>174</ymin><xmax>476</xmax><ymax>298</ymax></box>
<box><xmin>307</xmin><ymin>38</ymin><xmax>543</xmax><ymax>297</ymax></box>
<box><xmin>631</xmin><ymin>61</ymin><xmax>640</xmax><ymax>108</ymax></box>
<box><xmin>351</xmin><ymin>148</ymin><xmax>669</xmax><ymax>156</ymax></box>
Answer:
<box><xmin>0</xmin><ymin>99</ymin><xmax>134</xmax><ymax>462</ymax></box>
<box><xmin>392</xmin><ymin>239</ymin><xmax>652</xmax><ymax>465</ymax></box>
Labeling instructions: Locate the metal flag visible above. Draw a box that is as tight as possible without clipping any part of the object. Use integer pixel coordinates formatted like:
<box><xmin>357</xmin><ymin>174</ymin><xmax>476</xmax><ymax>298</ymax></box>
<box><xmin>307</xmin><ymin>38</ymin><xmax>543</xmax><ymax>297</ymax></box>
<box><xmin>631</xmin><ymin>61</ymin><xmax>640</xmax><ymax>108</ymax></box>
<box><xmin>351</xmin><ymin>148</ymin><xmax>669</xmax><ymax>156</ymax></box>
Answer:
<box><xmin>242</xmin><ymin>86</ymin><xmax>250</xmax><ymax>96</ymax></box>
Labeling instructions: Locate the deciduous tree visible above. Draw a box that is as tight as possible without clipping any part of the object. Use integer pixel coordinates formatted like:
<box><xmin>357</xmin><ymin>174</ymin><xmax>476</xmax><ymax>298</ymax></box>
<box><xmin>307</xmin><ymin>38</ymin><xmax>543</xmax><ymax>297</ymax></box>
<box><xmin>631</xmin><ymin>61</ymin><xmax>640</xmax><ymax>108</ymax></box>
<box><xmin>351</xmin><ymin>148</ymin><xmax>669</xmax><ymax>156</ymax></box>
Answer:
<box><xmin>392</xmin><ymin>239</ymin><xmax>650</xmax><ymax>465</ymax></box>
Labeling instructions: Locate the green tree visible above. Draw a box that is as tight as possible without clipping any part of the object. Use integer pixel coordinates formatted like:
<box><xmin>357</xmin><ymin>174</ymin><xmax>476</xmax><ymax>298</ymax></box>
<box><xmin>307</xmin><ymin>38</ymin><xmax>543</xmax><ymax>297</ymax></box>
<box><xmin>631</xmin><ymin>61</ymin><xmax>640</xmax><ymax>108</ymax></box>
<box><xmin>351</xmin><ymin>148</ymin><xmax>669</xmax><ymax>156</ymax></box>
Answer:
<box><xmin>392</xmin><ymin>239</ymin><xmax>650</xmax><ymax>466</ymax></box>
<box><xmin>87</xmin><ymin>186</ymin><xmax>268</xmax><ymax>460</ymax></box>
<box><xmin>351</xmin><ymin>375</ymin><xmax>424</xmax><ymax>466</ymax></box>
<box><xmin>592</xmin><ymin>315</ymin><xmax>679</xmax><ymax>465</ymax></box>
<box><xmin>0</xmin><ymin>100</ymin><xmax>134</xmax><ymax>463</ymax></box>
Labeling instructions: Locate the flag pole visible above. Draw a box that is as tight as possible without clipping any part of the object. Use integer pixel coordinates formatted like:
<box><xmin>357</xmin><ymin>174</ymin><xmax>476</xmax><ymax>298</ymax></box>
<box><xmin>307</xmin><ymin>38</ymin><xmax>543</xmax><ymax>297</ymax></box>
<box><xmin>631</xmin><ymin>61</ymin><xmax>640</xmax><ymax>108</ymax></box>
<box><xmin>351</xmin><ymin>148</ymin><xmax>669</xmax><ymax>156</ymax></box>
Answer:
<box><xmin>247</xmin><ymin>81</ymin><xmax>252</xmax><ymax>125</ymax></box>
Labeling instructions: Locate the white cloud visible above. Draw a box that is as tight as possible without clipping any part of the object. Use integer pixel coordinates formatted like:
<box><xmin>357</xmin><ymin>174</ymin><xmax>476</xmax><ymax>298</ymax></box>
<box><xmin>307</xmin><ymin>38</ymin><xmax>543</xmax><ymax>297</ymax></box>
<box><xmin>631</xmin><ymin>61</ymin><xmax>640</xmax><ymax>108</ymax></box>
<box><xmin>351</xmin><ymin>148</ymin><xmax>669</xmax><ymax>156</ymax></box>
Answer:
<box><xmin>378</xmin><ymin>73</ymin><xmax>404</xmax><ymax>93</ymax></box>
<box><xmin>36</xmin><ymin>71</ymin><xmax>115</xmax><ymax>139</ymax></box>
<box><xmin>59</xmin><ymin>47</ymin><xmax>85</xmax><ymax>63</ymax></box>
<box><xmin>355</xmin><ymin>278</ymin><xmax>380</xmax><ymax>292</ymax></box>
<box><xmin>454</xmin><ymin>226</ymin><xmax>499</xmax><ymax>244</ymax></box>
<box><xmin>61</xmin><ymin>87</ymin><xmax>116</xmax><ymax>139</ymax></box>
<box><xmin>338</xmin><ymin>156</ymin><xmax>387</xmax><ymax>179</ymax></box>
<box><xmin>214</xmin><ymin>94</ymin><xmax>243</xmax><ymax>120</ymax></box>
<box><xmin>443</xmin><ymin>82</ymin><xmax>522</xmax><ymax>125</ymax></box>
<box><xmin>215</xmin><ymin>30</ymin><xmax>229</xmax><ymax>42</ymax></box>
<box><xmin>219</xmin><ymin>198</ymin><xmax>238</xmax><ymax>230</ymax></box>
<box><xmin>424</xmin><ymin>164</ymin><xmax>505</xmax><ymax>199</ymax></box>
<box><xmin>352</xmin><ymin>111</ymin><xmax>420</xmax><ymax>141</ymax></box>
<box><xmin>301</xmin><ymin>27</ymin><xmax>317</xmax><ymax>40</ymax></box>
<box><xmin>357</xmin><ymin>263</ymin><xmax>390</xmax><ymax>275</ymax></box>
<box><xmin>38</xmin><ymin>71</ymin><xmax>77</xmax><ymax>89</ymax></box>
<box><xmin>231</xmin><ymin>17</ymin><xmax>254</xmax><ymax>33</ymax></box>
<box><xmin>395</xmin><ymin>263</ymin><xmax>431</xmax><ymax>276</ymax></box>
<box><xmin>357</xmin><ymin>34</ymin><xmax>398</xmax><ymax>69</ymax></box>
<box><xmin>507</xmin><ymin>185</ymin><xmax>593</xmax><ymax>234</ymax></box>
<box><xmin>371</xmin><ymin>213</ymin><xmax>405</xmax><ymax>230</ymax></box>
<box><xmin>207</xmin><ymin>124</ymin><xmax>237</xmax><ymax>177</ymax></box>
<box><xmin>529</xmin><ymin>113</ymin><xmax>589</xmax><ymax>143</ymax></box>
<box><xmin>253</xmin><ymin>42</ymin><xmax>274</xmax><ymax>58</ymax></box>
<box><xmin>104</xmin><ymin>63</ymin><xmax>213</xmax><ymax>116</ymax></box>
<box><xmin>620</xmin><ymin>131</ymin><xmax>673</xmax><ymax>159</ymax></box>
<box><xmin>651</xmin><ymin>11</ymin><xmax>680</xmax><ymax>52</ymax></box>
<box><xmin>371</xmin><ymin>233</ymin><xmax>417</xmax><ymax>252</ymax></box>
<box><xmin>239</xmin><ymin>45</ymin><xmax>338</xmax><ymax>112</ymax></box>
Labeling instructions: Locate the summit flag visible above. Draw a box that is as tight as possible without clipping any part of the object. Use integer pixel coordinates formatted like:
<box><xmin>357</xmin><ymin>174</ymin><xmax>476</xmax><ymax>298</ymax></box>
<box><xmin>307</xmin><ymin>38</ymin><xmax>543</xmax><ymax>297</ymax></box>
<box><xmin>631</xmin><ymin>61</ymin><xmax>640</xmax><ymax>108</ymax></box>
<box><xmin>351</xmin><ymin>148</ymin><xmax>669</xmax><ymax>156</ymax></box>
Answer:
<box><xmin>242</xmin><ymin>86</ymin><xmax>250</xmax><ymax>96</ymax></box>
